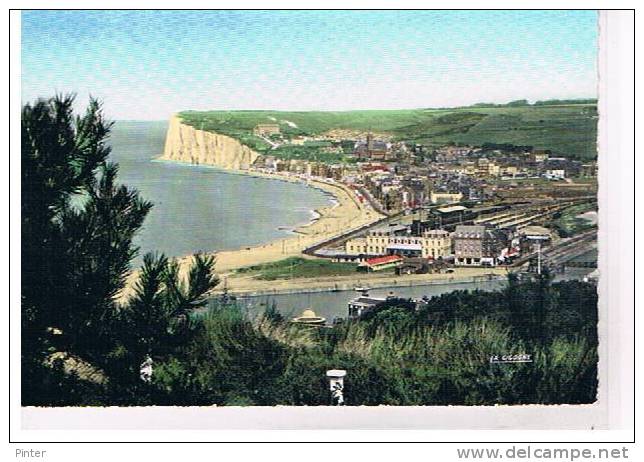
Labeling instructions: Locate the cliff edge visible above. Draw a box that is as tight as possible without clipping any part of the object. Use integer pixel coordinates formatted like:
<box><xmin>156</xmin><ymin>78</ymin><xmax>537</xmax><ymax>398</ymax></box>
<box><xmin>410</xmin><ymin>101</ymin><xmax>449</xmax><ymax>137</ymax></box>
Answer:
<box><xmin>160</xmin><ymin>115</ymin><xmax>260</xmax><ymax>170</ymax></box>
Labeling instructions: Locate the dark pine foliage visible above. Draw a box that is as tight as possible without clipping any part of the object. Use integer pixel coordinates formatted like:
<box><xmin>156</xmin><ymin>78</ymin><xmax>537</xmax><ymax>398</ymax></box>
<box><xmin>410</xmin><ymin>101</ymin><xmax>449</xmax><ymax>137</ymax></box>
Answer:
<box><xmin>21</xmin><ymin>95</ymin><xmax>219</xmax><ymax>405</ymax></box>
<box><xmin>22</xmin><ymin>95</ymin><xmax>152</xmax><ymax>403</ymax></box>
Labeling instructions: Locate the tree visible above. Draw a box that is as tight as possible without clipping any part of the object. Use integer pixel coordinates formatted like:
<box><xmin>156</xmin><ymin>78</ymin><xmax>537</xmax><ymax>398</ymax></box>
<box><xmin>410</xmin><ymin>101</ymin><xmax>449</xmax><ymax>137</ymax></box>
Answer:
<box><xmin>21</xmin><ymin>95</ymin><xmax>219</xmax><ymax>405</ymax></box>
<box><xmin>506</xmin><ymin>99</ymin><xmax>529</xmax><ymax>107</ymax></box>
<box><xmin>262</xmin><ymin>300</ymin><xmax>284</xmax><ymax>325</ymax></box>
<box><xmin>22</xmin><ymin>95</ymin><xmax>152</xmax><ymax>401</ymax></box>
<box><xmin>110</xmin><ymin>253</ymin><xmax>219</xmax><ymax>388</ymax></box>
<box><xmin>151</xmin><ymin>303</ymin><xmax>286</xmax><ymax>406</ymax></box>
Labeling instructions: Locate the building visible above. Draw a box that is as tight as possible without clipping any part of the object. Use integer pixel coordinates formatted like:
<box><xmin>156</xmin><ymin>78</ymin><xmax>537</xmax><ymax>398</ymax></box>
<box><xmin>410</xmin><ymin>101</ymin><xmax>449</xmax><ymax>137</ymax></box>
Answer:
<box><xmin>345</xmin><ymin>225</ymin><xmax>407</xmax><ymax>256</ymax></box>
<box><xmin>542</xmin><ymin>158</ymin><xmax>582</xmax><ymax>178</ymax></box>
<box><xmin>260</xmin><ymin>155</ymin><xmax>279</xmax><ymax>171</ymax></box>
<box><xmin>452</xmin><ymin>225</ymin><xmax>505</xmax><ymax>266</ymax></box>
<box><xmin>345</xmin><ymin>227</ymin><xmax>451</xmax><ymax>260</ymax></box>
<box><xmin>327</xmin><ymin>164</ymin><xmax>346</xmax><ymax>181</ymax></box>
<box><xmin>282</xmin><ymin>159</ymin><xmax>306</xmax><ymax>174</ymax></box>
<box><xmin>253</xmin><ymin>124</ymin><xmax>281</xmax><ymax>136</ymax></box>
<box><xmin>501</xmin><ymin>165</ymin><xmax>520</xmax><ymax>177</ymax></box>
<box><xmin>530</xmin><ymin>150</ymin><xmax>550</xmax><ymax>162</ymax></box>
<box><xmin>581</xmin><ymin>162</ymin><xmax>598</xmax><ymax>177</ymax></box>
<box><xmin>430</xmin><ymin>191</ymin><xmax>463</xmax><ymax>205</ymax></box>
<box><xmin>435</xmin><ymin>145</ymin><xmax>472</xmax><ymax>162</ymax></box>
<box><xmin>359</xmin><ymin>255</ymin><xmax>404</xmax><ymax>272</ymax></box>
<box><xmin>518</xmin><ymin>225</ymin><xmax>553</xmax><ymax>254</ymax></box>
<box><xmin>354</xmin><ymin>133</ymin><xmax>392</xmax><ymax>160</ymax></box>
<box><xmin>419</xmin><ymin>230</ymin><xmax>452</xmax><ymax>259</ymax></box>
<box><xmin>385</xmin><ymin>230</ymin><xmax>452</xmax><ymax>259</ymax></box>
<box><xmin>381</xmin><ymin>183</ymin><xmax>404</xmax><ymax>211</ymax></box>
<box><xmin>396</xmin><ymin>258</ymin><xmax>429</xmax><ymax>275</ymax></box>
<box><xmin>396</xmin><ymin>257</ymin><xmax>449</xmax><ymax>275</ymax></box>
<box><xmin>545</xmin><ymin>169</ymin><xmax>566</xmax><ymax>180</ymax></box>
<box><xmin>477</xmin><ymin>158</ymin><xmax>501</xmax><ymax>177</ymax></box>
<box><xmin>430</xmin><ymin>205</ymin><xmax>469</xmax><ymax>228</ymax></box>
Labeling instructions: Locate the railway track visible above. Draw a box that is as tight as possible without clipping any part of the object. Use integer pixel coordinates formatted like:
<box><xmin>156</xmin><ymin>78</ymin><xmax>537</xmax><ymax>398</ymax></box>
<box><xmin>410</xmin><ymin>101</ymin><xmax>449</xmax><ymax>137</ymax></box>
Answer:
<box><xmin>511</xmin><ymin>229</ymin><xmax>597</xmax><ymax>268</ymax></box>
<box><xmin>474</xmin><ymin>197</ymin><xmax>596</xmax><ymax>229</ymax></box>
<box><xmin>543</xmin><ymin>232</ymin><xmax>597</xmax><ymax>267</ymax></box>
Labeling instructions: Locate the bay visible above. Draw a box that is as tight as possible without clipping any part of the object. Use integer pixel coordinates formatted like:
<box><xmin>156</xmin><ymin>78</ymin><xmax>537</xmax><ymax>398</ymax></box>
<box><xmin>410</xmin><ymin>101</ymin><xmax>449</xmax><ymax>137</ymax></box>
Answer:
<box><xmin>108</xmin><ymin>121</ymin><xmax>334</xmax><ymax>265</ymax></box>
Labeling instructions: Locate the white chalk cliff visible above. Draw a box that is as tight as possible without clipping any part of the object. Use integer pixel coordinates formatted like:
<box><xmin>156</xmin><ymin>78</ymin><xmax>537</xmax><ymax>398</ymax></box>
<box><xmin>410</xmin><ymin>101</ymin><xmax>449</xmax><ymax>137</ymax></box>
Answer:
<box><xmin>160</xmin><ymin>115</ymin><xmax>260</xmax><ymax>170</ymax></box>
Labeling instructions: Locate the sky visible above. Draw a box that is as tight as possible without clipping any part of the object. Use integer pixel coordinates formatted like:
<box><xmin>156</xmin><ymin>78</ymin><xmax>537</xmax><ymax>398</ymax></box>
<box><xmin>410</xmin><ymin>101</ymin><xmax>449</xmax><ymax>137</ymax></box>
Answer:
<box><xmin>21</xmin><ymin>10</ymin><xmax>598</xmax><ymax>120</ymax></box>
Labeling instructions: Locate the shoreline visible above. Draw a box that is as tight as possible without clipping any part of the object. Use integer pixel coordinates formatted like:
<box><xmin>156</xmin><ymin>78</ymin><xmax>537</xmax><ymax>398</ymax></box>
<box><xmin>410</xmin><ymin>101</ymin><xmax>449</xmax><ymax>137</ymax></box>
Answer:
<box><xmin>119</xmin><ymin>158</ymin><xmax>384</xmax><ymax>301</ymax></box>
<box><xmin>217</xmin><ymin>174</ymin><xmax>382</xmax><ymax>272</ymax></box>
<box><xmin>155</xmin><ymin>158</ymin><xmax>383</xmax><ymax>273</ymax></box>
<box><xmin>152</xmin><ymin>157</ymin><xmax>341</xmax><ymax>235</ymax></box>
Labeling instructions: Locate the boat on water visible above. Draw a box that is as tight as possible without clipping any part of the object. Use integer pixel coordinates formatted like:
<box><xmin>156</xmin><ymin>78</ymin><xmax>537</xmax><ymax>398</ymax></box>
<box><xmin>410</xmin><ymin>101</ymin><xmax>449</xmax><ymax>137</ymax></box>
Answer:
<box><xmin>354</xmin><ymin>286</ymin><xmax>372</xmax><ymax>294</ymax></box>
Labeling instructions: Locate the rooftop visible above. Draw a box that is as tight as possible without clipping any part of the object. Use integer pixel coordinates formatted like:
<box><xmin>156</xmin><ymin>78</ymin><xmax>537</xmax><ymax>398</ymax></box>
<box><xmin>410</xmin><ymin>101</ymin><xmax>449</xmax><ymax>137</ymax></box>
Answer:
<box><xmin>423</xmin><ymin>229</ymin><xmax>450</xmax><ymax>236</ymax></box>
<box><xmin>349</xmin><ymin>296</ymin><xmax>386</xmax><ymax>307</ymax></box>
<box><xmin>437</xmin><ymin>205</ymin><xmax>468</xmax><ymax>214</ymax></box>
<box><xmin>453</xmin><ymin>225</ymin><xmax>486</xmax><ymax>239</ymax></box>
<box><xmin>387</xmin><ymin>243</ymin><xmax>422</xmax><ymax>251</ymax></box>
<box><xmin>371</xmin><ymin>224</ymin><xmax>409</xmax><ymax>235</ymax></box>
<box><xmin>363</xmin><ymin>255</ymin><xmax>404</xmax><ymax>266</ymax></box>
<box><xmin>518</xmin><ymin>225</ymin><xmax>552</xmax><ymax>237</ymax></box>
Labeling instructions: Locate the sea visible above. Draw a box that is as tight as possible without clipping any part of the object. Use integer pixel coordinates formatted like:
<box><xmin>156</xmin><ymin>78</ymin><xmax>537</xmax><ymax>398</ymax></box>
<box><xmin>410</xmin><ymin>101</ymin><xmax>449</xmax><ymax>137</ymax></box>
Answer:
<box><xmin>108</xmin><ymin>120</ymin><xmax>334</xmax><ymax>265</ymax></box>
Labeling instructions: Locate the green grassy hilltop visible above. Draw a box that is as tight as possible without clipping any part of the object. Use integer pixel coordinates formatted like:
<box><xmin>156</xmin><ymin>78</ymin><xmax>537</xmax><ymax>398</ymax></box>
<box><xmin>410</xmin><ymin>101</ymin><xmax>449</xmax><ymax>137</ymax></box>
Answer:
<box><xmin>178</xmin><ymin>100</ymin><xmax>598</xmax><ymax>160</ymax></box>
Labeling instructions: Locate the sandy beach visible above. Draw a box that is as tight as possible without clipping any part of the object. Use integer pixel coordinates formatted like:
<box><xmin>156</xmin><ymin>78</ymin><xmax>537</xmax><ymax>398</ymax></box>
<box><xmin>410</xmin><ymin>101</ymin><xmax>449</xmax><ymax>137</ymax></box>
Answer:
<box><xmin>119</xmin><ymin>163</ymin><xmax>384</xmax><ymax>301</ymax></box>
<box><xmin>208</xmin><ymin>169</ymin><xmax>383</xmax><ymax>272</ymax></box>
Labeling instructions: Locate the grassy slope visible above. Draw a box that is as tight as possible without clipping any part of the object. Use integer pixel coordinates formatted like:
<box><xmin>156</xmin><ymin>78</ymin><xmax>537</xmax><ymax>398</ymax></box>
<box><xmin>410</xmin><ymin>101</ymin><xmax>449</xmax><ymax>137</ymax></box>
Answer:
<box><xmin>551</xmin><ymin>203</ymin><xmax>598</xmax><ymax>237</ymax></box>
<box><xmin>178</xmin><ymin>104</ymin><xmax>598</xmax><ymax>160</ymax></box>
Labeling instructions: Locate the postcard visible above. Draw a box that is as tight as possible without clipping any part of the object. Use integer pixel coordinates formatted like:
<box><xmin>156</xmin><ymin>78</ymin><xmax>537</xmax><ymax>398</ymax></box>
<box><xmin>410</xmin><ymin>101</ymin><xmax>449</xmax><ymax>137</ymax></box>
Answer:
<box><xmin>15</xmin><ymin>9</ymin><xmax>632</xmax><ymax>435</ymax></box>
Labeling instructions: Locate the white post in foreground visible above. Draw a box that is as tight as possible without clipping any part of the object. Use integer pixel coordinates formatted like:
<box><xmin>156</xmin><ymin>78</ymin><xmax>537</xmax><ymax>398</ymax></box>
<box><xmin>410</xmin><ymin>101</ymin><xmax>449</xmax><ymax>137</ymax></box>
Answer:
<box><xmin>140</xmin><ymin>355</ymin><xmax>153</xmax><ymax>383</ymax></box>
<box><xmin>326</xmin><ymin>369</ymin><xmax>346</xmax><ymax>406</ymax></box>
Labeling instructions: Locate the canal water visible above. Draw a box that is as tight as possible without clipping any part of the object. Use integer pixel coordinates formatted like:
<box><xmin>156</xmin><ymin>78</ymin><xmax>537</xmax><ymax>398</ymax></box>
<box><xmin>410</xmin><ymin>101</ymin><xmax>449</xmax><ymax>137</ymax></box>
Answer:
<box><xmin>227</xmin><ymin>279</ymin><xmax>508</xmax><ymax>321</ymax></box>
<box><xmin>226</xmin><ymin>264</ymin><xmax>597</xmax><ymax>321</ymax></box>
<box><xmin>108</xmin><ymin>121</ymin><xmax>334</xmax><ymax>265</ymax></box>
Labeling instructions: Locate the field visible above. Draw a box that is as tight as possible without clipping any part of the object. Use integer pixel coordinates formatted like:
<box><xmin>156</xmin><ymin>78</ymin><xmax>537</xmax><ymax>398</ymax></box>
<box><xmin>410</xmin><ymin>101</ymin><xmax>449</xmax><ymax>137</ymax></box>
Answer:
<box><xmin>178</xmin><ymin>102</ymin><xmax>598</xmax><ymax>160</ymax></box>
<box><xmin>263</xmin><ymin>145</ymin><xmax>349</xmax><ymax>164</ymax></box>
<box><xmin>551</xmin><ymin>203</ymin><xmax>598</xmax><ymax>237</ymax></box>
<box><xmin>235</xmin><ymin>257</ymin><xmax>359</xmax><ymax>280</ymax></box>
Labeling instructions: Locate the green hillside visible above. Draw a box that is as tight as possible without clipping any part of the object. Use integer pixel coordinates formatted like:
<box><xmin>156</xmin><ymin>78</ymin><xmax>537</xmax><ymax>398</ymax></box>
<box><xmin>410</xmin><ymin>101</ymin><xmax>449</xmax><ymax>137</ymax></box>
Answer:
<box><xmin>178</xmin><ymin>102</ymin><xmax>598</xmax><ymax>160</ymax></box>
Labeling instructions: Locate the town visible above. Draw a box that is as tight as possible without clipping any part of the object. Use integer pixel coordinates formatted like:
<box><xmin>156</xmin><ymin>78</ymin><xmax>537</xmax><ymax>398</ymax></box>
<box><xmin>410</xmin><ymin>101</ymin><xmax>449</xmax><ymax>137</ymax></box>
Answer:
<box><xmin>246</xmin><ymin>121</ymin><xmax>597</xmax><ymax>299</ymax></box>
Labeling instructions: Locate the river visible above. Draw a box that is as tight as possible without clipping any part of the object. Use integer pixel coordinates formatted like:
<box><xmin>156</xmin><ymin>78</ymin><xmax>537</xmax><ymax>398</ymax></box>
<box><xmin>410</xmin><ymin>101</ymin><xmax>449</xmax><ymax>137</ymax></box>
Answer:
<box><xmin>226</xmin><ymin>279</ymin><xmax>506</xmax><ymax>321</ymax></box>
<box><xmin>108</xmin><ymin>121</ymin><xmax>334</xmax><ymax>264</ymax></box>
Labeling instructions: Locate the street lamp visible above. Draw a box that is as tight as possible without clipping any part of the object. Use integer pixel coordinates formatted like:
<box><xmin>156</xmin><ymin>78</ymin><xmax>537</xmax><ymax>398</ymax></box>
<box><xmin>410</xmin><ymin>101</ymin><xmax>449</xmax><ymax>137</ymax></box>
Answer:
<box><xmin>526</xmin><ymin>235</ymin><xmax>549</xmax><ymax>275</ymax></box>
<box><xmin>326</xmin><ymin>369</ymin><xmax>347</xmax><ymax>405</ymax></box>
